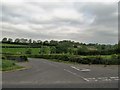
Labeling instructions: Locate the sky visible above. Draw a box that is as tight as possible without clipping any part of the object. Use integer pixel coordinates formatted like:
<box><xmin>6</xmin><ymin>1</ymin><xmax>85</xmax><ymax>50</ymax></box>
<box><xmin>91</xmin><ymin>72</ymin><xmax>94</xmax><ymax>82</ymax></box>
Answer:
<box><xmin>0</xmin><ymin>0</ymin><xmax>119</xmax><ymax>44</ymax></box>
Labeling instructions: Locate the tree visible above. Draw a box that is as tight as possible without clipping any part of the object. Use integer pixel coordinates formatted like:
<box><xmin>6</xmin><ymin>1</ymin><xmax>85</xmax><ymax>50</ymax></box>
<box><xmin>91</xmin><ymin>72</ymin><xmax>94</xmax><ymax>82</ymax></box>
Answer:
<box><xmin>50</xmin><ymin>40</ymin><xmax>58</xmax><ymax>46</ymax></box>
<box><xmin>20</xmin><ymin>38</ymin><xmax>28</xmax><ymax>43</ymax></box>
<box><xmin>14</xmin><ymin>38</ymin><xmax>20</xmax><ymax>43</ymax></box>
<box><xmin>2</xmin><ymin>37</ymin><xmax>7</xmax><ymax>43</ymax></box>
<box><xmin>44</xmin><ymin>47</ymin><xmax>51</xmax><ymax>54</ymax></box>
<box><xmin>40</xmin><ymin>46</ymin><xmax>51</xmax><ymax>55</ymax></box>
<box><xmin>37</xmin><ymin>40</ymin><xmax>42</xmax><ymax>44</ymax></box>
<box><xmin>40</xmin><ymin>46</ymin><xmax>44</xmax><ymax>55</ymax></box>
<box><xmin>33</xmin><ymin>40</ymin><xmax>37</xmax><ymax>44</ymax></box>
<box><xmin>28</xmin><ymin>39</ymin><xmax>32</xmax><ymax>44</ymax></box>
<box><xmin>68</xmin><ymin>48</ymin><xmax>77</xmax><ymax>55</ymax></box>
<box><xmin>50</xmin><ymin>46</ymin><xmax>56</xmax><ymax>54</ymax></box>
<box><xmin>8</xmin><ymin>38</ymin><xmax>13</xmax><ymax>43</ymax></box>
<box><xmin>77</xmin><ymin>46</ymin><xmax>89</xmax><ymax>55</ymax></box>
<box><xmin>55</xmin><ymin>40</ymin><xmax>74</xmax><ymax>54</ymax></box>
<box><xmin>43</xmin><ymin>40</ymin><xmax>49</xmax><ymax>45</ymax></box>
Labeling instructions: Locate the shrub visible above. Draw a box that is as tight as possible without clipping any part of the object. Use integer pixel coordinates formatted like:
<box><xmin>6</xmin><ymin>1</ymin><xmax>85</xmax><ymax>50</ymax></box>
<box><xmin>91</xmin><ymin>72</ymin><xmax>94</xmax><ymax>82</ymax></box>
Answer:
<box><xmin>2</xmin><ymin>56</ymin><xmax>6</xmax><ymax>60</ymax></box>
<box><xmin>3</xmin><ymin>55</ymin><xmax>28</xmax><ymax>62</ymax></box>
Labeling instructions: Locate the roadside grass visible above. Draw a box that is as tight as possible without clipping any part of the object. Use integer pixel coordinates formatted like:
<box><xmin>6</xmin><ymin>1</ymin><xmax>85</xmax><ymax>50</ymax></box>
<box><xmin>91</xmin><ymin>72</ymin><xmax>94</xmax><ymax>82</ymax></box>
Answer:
<box><xmin>1</xmin><ymin>60</ymin><xmax>24</xmax><ymax>71</ymax></box>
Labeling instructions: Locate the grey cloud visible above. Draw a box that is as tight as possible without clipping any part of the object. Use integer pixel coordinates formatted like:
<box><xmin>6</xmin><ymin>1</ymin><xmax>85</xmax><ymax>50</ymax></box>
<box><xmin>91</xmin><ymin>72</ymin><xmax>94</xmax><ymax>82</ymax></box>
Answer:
<box><xmin>85</xmin><ymin>3</ymin><xmax>117</xmax><ymax>27</ymax></box>
<box><xmin>1</xmin><ymin>2</ymin><xmax>118</xmax><ymax>44</ymax></box>
<box><xmin>74</xmin><ymin>2</ymin><xmax>117</xmax><ymax>27</ymax></box>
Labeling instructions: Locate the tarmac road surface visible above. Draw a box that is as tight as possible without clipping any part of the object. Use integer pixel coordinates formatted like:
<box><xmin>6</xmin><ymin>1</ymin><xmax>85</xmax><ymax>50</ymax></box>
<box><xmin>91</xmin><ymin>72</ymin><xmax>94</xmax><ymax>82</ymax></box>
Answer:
<box><xmin>2</xmin><ymin>58</ymin><xmax>119</xmax><ymax>88</ymax></box>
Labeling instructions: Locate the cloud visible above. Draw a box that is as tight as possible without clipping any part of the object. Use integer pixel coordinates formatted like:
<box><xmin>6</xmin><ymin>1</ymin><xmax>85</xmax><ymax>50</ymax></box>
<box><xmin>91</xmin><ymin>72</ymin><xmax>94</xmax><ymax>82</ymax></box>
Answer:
<box><xmin>1</xmin><ymin>1</ymin><xmax>118</xmax><ymax>44</ymax></box>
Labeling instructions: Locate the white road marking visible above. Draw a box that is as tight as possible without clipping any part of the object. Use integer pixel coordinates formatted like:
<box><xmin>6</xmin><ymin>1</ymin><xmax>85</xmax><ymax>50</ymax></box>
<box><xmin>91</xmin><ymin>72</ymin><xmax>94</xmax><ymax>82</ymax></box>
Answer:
<box><xmin>64</xmin><ymin>69</ymin><xmax>89</xmax><ymax>82</ymax></box>
<box><xmin>71</xmin><ymin>66</ymin><xmax>91</xmax><ymax>72</ymax></box>
<box><xmin>69</xmin><ymin>66</ymin><xmax>118</xmax><ymax>82</ymax></box>
<box><xmin>80</xmin><ymin>69</ymin><xmax>91</xmax><ymax>72</ymax></box>
<box><xmin>64</xmin><ymin>69</ymin><xmax>78</xmax><ymax>76</ymax></box>
<box><xmin>110</xmin><ymin>77</ymin><xmax>119</xmax><ymax>81</ymax></box>
<box><xmin>110</xmin><ymin>77</ymin><xmax>119</xmax><ymax>79</ymax></box>
<box><xmin>98</xmin><ymin>77</ymin><xmax>108</xmax><ymax>80</ymax></box>
<box><xmin>114</xmin><ymin>79</ymin><xmax>119</xmax><ymax>80</ymax></box>
<box><xmin>102</xmin><ymin>78</ymin><xmax>111</xmax><ymax>81</ymax></box>
<box><xmin>71</xmin><ymin>66</ymin><xmax>80</xmax><ymax>71</ymax></box>
<box><xmin>83</xmin><ymin>78</ymin><xmax>90</xmax><ymax>82</ymax></box>
<box><xmin>95</xmin><ymin>80</ymin><xmax>98</xmax><ymax>82</ymax></box>
<box><xmin>85</xmin><ymin>76</ymin><xmax>119</xmax><ymax>82</ymax></box>
<box><xmin>88</xmin><ymin>78</ymin><xmax>96</xmax><ymax>79</ymax></box>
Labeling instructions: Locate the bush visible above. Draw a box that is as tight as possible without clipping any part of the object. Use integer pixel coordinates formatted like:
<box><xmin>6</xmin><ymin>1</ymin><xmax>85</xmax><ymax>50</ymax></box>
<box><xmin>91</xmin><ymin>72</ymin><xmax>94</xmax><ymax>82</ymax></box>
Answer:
<box><xmin>20</xmin><ymin>56</ymin><xmax>28</xmax><ymax>61</ymax></box>
<box><xmin>2</xmin><ymin>56</ymin><xmax>7</xmax><ymax>60</ymax></box>
<box><xmin>3</xmin><ymin>55</ymin><xmax>28</xmax><ymax>62</ymax></box>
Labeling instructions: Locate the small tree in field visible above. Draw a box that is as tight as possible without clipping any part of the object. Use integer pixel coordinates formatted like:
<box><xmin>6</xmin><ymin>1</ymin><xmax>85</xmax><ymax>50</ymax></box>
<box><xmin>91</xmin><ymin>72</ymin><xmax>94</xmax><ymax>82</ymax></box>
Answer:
<box><xmin>14</xmin><ymin>38</ymin><xmax>20</xmax><ymax>43</ymax></box>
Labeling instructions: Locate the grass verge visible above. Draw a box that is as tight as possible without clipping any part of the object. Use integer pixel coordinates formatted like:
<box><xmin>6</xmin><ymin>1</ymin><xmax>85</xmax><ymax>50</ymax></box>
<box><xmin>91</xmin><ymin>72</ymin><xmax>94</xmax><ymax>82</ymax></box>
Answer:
<box><xmin>1</xmin><ymin>60</ymin><xmax>24</xmax><ymax>71</ymax></box>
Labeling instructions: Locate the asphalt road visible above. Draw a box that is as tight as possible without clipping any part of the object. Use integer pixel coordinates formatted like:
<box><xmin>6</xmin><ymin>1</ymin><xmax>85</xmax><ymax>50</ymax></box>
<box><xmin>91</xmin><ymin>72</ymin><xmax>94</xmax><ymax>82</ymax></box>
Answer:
<box><xmin>2</xmin><ymin>58</ymin><xmax>119</xmax><ymax>88</ymax></box>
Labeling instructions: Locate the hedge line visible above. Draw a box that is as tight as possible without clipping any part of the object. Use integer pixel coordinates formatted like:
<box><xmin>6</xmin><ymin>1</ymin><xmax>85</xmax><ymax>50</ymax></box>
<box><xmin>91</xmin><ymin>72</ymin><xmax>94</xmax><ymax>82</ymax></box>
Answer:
<box><xmin>2</xmin><ymin>55</ymin><xmax>28</xmax><ymax>62</ymax></box>
<box><xmin>30</xmin><ymin>54</ymin><xmax>120</xmax><ymax>65</ymax></box>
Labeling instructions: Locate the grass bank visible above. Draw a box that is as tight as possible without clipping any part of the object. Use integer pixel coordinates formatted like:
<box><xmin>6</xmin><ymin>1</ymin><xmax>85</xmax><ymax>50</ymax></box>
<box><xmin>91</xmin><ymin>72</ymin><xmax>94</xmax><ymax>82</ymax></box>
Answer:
<box><xmin>1</xmin><ymin>60</ymin><xmax>23</xmax><ymax>71</ymax></box>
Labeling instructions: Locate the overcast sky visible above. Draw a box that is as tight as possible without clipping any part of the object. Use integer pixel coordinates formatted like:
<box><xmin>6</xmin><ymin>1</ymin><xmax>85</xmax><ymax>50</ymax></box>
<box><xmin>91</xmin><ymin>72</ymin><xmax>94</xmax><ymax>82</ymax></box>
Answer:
<box><xmin>1</xmin><ymin>0</ymin><xmax>118</xmax><ymax>44</ymax></box>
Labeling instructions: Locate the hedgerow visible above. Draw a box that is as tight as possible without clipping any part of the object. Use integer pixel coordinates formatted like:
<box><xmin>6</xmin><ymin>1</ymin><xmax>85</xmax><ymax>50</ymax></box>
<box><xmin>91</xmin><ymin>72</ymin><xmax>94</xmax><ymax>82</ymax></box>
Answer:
<box><xmin>30</xmin><ymin>54</ymin><xmax>119</xmax><ymax>65</ymax></box>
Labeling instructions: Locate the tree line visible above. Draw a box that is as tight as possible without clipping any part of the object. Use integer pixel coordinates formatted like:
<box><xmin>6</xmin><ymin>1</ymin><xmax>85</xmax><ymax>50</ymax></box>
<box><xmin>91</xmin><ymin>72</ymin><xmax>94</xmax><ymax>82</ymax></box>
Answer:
<box><xmin>1</xmin><ymin>37</ymin><xmax>119</xmax><ymax>55</ymax></box>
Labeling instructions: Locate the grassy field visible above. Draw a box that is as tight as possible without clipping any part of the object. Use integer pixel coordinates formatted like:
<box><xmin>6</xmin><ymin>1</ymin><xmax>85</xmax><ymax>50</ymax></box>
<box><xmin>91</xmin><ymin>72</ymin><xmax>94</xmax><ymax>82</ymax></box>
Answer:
<box><xmin>1</xmin><ymin>43</ymin><xmax>40</xmax><ymax>55</ymax></box>
<box><xmin>79</xmin><ymin>55</ymin><xmax>112</xmax><ymax>59</ymax></box>
<box><xmin>1</xmin><ymin>60</ymin><xmax>23</xmax><ymax>71</ymax></box>
<box><xmin>2</xmin><ymin>48</ymin><xmax>40</xmax><ymax>55</ymax></box>
<box><xmin>0</xmin><ymin>43</ymin><xmax>26</xmax><ymax>46</ymax></box>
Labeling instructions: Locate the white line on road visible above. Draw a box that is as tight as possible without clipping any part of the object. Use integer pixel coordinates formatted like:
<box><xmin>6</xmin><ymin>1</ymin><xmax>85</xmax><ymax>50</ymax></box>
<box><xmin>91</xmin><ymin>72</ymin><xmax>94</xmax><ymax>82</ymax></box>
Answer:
<box><xmin>80</xmin><ymin>69</ymin><xmax>91</xmax><ymax>72</ymax></box>
<box><xmin>64</xmin><ymin>69</ymin><xmax>89</xmax><ymax>82</ymax></box>
<box><xmin>71</xmin><ymin>66</ymin><xmax>90</xmax><ymax>72</ymax></box>
<box><xmin>85</xmin><ymin>76</ymin><xmax>119</xmax><ymax>82</ymax></box>
<box><xmin>71</xmin><ymin>66</ymin><xmax>80</xmax><ymax>71</ymax></box>
<box><xmin>110</xmin><ymin>77</ymin><xmax>119</xmax><ymax>79</ymax></box>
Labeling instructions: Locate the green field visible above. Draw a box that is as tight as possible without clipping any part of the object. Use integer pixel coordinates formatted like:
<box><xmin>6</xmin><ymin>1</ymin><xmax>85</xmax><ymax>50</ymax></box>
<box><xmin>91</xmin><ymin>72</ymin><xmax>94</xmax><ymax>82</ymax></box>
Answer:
<box><xmin>1</xmin><ymin>43</ymin><xmax>40</xmax><ymax>55</ymax></box>
<box><xmin>2</xmin><ymin>48</ymin><xmax>40</xmax><ymax>55</ymax></box>
<box><xmin>0</xmin><ymin>43</ymin><xmax>26</xmax><ymax>46</ymax></box>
